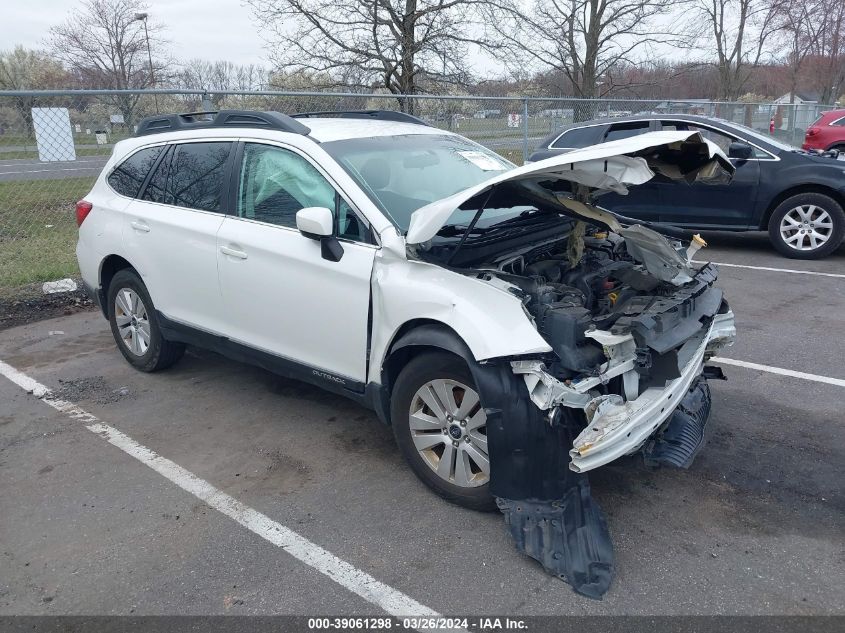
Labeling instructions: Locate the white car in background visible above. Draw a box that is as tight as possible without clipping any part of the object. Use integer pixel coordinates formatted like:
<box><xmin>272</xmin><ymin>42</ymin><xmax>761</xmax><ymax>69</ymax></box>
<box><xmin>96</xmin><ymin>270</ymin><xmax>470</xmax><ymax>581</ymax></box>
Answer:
<box><xmin>76</xmin><ymin>109</ymin><xmax>736</xmax><ymax>598</ymax></box>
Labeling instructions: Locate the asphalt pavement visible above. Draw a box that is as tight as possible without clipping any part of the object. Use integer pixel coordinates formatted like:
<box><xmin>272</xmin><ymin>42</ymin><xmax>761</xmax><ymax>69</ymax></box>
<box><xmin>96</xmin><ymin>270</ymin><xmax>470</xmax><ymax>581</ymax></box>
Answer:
<box><xmin>0</xmin><ymin>235</ymin><xmax>843</xmax><ymax>617</ymax></box>
<box><xmin>0</xmin><ymin>156</ymin><xmax>109</xmax><ymax>182</ymax></box>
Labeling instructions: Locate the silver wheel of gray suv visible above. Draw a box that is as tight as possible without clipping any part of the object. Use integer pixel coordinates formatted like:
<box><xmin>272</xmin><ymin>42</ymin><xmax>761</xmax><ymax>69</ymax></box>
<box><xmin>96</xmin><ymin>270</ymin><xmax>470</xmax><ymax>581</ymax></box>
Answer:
<box><xmin>768</xmin><ymin>192</ymin><xmax>845</xmax><ymax>259</ymax></box>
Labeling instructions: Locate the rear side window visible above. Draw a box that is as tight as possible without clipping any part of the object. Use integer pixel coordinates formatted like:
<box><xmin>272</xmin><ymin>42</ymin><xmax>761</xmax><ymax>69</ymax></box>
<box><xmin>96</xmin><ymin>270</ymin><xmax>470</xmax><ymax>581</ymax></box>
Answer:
<box><xmin>832</xmin><ymin>116</ymin><xmax>845</xmax><ymax>127</ymax></box>
<box><xmin>108</xmin><ymin>146</ymin><xmax>164</xmax><ymax>198</ymax></box>
<box><xmin>141</xmin><ymin>146</ymin><xmax>172</xmax><ymax>204</ymax></box>
<box><xmin>603</xmin><ymin>122</ymin><xmax>650</xmax><ymax>142</ymax></box>
<box><xmin>550</xmin><ymin>126</ymin><xmax>601</xmax><ymax>149</ymax></box>
<box><xmin>167</xmin><ymin>142</ymin><xmax>232</xmax><ymax>213</ymax></box>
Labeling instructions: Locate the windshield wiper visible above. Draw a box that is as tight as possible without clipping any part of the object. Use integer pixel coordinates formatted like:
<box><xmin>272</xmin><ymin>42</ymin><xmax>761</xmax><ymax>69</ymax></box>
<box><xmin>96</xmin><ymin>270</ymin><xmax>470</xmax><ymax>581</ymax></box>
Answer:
<box><xmin>436</xmin><ymin>224</ymin><xmax>489</xmax><ymax>237</ymax></box>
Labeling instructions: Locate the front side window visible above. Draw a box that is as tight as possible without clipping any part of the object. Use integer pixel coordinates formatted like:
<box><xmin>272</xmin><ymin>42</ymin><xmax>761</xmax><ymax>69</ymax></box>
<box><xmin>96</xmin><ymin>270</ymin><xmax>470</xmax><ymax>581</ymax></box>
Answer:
<box><xmin>686</xmin><ymin>124</ymin><xmax>734</xmax><ymax>153</ymax></box>
<box><xmin>237</xmin><ymin>143</ymin><xmax>338</xmax><ymax>229</ymax></box>
<box><xmin>167</xmin><ymin>142</ymin><xmax>232</xmax><ymax>212</ymax></box>
<box><xmin>664</xmin><ymin>120</ymin><xmax>776</xmax><ymax>159</ymax></box>
<box><xmin>108</xmin><ymin>146</ymin><xmax>164</xmax><ymax>197</ymax></box>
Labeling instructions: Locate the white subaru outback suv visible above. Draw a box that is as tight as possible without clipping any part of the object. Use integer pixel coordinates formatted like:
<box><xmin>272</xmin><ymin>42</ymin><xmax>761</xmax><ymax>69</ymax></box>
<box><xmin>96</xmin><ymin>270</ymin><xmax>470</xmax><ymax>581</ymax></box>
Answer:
<box><xmin>77</xmin><ymin>109</ymin><xmax>736</xmax><ymax>597</ymax></box>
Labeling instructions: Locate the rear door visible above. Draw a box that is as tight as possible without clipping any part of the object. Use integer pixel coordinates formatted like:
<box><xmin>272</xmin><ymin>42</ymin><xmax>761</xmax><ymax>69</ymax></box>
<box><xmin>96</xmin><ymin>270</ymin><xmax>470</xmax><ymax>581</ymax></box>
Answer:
<box><xmin>122</xmin><ymin>140</ymin><xmax>234</xmax><ymax>333</ymax></box>
<box><xmin>216</xmin><ymin>141</ymin><xmax>377</xmax><ymax>384</ymax></box>
<box><xmin>654</xmin><ymin>120</ymin><xmax>760</xmax><ymax>227</ymax></box>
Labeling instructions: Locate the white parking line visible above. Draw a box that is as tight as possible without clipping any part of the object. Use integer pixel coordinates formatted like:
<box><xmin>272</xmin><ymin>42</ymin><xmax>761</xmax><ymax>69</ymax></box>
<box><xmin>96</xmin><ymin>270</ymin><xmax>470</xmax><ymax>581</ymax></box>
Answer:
<box><xmin>0</xmin><ymin>359</ymin><xmax>444</xmax><ymax>621</ymax></box>
<box><xmin>711</xmin><ymin>357</ymin><xmax>845</xmax><ymax>388</ymax></box>
<box><xmin>695</xmin><ymin>261</ymin><xmax>845</xmax><ymax>279</ymax></box>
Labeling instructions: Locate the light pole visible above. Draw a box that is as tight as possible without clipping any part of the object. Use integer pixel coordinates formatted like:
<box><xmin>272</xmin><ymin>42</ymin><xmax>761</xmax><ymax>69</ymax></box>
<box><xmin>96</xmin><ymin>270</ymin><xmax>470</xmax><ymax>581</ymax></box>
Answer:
<box><xmin>134</xmin><ymin>12</ymin><xmax>159</xmax><ymax>113</ymax></box>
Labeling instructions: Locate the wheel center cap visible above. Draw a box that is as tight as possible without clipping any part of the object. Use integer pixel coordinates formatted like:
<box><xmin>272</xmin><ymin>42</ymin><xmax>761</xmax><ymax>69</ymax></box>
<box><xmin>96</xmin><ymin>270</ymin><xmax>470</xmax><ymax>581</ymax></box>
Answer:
<box><xmin>448</xmin><ymin>424</ymin><xmax>463</xmax><ymax>440</ymax></box>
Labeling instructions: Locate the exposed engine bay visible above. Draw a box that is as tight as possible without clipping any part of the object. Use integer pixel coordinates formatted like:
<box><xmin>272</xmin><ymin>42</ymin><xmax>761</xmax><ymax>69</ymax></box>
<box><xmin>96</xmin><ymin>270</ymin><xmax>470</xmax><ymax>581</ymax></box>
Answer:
<box><xmin>449</xmin><ymin>216</ymin><xmax>736</xmax><ymax>476</ymax></box>
<box><xmin>477</xmin><ymin>227</ymin><xmax>722</xmax><ymax>387</ymax></box>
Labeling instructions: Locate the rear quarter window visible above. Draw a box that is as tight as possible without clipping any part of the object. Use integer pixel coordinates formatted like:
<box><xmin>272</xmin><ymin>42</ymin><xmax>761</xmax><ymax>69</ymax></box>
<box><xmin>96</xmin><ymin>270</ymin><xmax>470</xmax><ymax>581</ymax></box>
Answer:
<box><xmin>550</xmin><ymin>126</ymin><xmax>602</xmax><ymax>149</ymax></box>
<box><xmin>107</xmin><ymin>146</ymin><xmax>164</xmax><ymax>198</ymax></box>
<box><xmin>603</xmin><ymin>121</ymin><xmax>651</xmax><ymax>141</ymax></box>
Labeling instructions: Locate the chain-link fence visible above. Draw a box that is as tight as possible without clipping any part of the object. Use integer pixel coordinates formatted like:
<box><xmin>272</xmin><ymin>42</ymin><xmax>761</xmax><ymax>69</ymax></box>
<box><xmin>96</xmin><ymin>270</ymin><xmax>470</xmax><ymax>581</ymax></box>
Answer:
<box><xmin>0</xmin><ymin>89</ymin><xmax>839</xmax><ymax>300</ymax></box>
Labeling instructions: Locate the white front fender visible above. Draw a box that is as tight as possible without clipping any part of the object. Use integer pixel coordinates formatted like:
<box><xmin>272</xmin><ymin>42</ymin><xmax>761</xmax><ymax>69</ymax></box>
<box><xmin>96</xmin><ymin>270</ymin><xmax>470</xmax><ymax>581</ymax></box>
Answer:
<box><xmin>367</xmin><ymin>251</ymin><xmax>551</xmax><ymax>384</ymax></box>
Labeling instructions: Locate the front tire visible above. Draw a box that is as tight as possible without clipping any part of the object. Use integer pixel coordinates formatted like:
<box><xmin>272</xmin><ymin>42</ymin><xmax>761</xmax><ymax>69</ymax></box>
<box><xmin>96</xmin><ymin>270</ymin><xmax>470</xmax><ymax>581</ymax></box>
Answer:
<box><xmin>107</xmin><ymin>269</ymin><xmax>185</xmax><ymax>372</ymax></box>
<box><xmin>768</xmin><ymin>192</ymin><xmax>845</xmax><ymax>259</ymax></box>
<box><xmin>390</xmin><ymin>352</ymin><xmax>496</xmax><ymax>512</ymax></box>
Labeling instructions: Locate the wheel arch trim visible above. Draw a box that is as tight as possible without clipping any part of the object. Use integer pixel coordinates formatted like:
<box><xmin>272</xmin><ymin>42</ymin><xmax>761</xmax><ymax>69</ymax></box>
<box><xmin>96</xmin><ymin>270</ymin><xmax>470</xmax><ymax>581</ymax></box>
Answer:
<box><xmin>97</xmin><ymin>254</ymin><xmax>137</xmax><ymax>318</ymax></box>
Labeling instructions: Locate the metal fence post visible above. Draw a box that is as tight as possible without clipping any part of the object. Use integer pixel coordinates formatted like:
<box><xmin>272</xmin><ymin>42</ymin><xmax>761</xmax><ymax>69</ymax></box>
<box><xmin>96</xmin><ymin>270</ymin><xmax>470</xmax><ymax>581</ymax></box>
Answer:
<box><xmin>522</xmin><ymin>98</ymin><xmax>529</xmax><ymax>163</ymax></box>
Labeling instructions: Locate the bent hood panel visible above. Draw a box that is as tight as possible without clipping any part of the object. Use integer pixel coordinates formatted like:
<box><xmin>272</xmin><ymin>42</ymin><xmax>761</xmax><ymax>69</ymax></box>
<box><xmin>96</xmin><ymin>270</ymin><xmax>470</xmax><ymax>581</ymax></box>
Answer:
<box><xmin>405</xmin><ymin>130</ymin><xmax>733</xmax><ymax>244</ymax></box>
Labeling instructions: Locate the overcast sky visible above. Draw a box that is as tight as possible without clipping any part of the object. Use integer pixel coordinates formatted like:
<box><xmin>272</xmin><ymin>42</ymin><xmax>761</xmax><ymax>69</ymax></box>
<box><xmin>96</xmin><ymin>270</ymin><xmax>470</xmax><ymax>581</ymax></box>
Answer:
<box><xmin>3</xmin><ymin>0</ymin><xmax>269</xmax><ymax>65</ymax></box>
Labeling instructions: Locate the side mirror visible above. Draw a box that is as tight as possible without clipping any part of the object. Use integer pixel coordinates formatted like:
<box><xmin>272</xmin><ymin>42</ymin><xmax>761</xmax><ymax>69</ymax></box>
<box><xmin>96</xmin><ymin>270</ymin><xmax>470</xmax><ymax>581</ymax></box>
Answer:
<box><xmin>296</xmin><ymin>206</ymin><xmax>333</xmax><ymax>239</ymax></box>
<box><xmin>728</xmin><ymin>142</ymin><xmax>753</xmax><ymax>160</ymax></box>
<box><xmin>295</xmin><ymin>206</ymin><xmax>344</xmax><ymax>262</ymax></box>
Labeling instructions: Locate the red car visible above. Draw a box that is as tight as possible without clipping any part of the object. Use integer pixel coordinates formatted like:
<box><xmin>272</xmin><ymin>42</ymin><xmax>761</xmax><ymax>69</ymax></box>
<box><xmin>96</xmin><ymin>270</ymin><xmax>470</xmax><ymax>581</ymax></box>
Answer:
<box><xmin>802</xmin><ymin>109</ymin><xmax>845</xmax><ymax>152</ymax></box>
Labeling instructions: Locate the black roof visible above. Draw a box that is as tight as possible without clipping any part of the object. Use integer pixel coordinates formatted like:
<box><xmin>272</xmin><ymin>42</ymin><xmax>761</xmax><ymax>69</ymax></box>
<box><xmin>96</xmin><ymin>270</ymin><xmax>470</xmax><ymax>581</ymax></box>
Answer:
<box><xmin>538</xmin><ymin>113</ymin><xmax>781</xmax><ymax>152</ymax></box>
<box><xmin>548</xmin><ymin>113</ymin><xmax>726</xmax><ymax>132</ymax></box>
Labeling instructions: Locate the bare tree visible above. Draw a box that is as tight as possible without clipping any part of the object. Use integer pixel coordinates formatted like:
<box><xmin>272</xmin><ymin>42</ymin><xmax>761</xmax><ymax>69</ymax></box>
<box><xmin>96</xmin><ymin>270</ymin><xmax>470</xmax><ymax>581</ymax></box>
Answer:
<box><xmin>807</xmin><ymin>0</ymin><xmax>845</xmax><ymax>104</ymax></box>
<box><xmin>247</xmin><ymin>0</ymin><xmax>495</xmax><ymax>113</ymax></box>
<box><xmin>686</xmin><ymin>0</ymin><xmax>782</xmax><ymax>100</ymax></box>
<box><xmin>774</xmin><ymin>0</ymin><xmax>824</xmax><ymax>112</ymax></box>
<box><xmin>48</xmin><ymin>0</ymin><xmax>169</xmax><ymax>124</ymax></box>
<box><xmin>178</xmin><ymin>59</ymin><xmax>269</xmax><ymax>106</ymax></box>
<box><xmin>0</xmin><ymin>46</ymin><xmax>68</xmax><ymax>135</ymax></box>
<box><xmin>484</xmin><ymin>0</ymin><xmax>683</xmax><ymax>118</ymax></box>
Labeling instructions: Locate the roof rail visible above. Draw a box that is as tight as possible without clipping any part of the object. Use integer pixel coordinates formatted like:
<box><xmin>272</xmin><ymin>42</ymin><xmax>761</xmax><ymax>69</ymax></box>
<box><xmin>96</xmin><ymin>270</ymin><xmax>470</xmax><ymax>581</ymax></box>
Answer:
<box><xmin>291</xmin><ymin>110</ymin><xmax>430</xmax><ymax>127</ymax></box>
<box><xmin>134</xmin><ymin>110</ymin><xmax>311</xmax><ymax>137</ymax></box>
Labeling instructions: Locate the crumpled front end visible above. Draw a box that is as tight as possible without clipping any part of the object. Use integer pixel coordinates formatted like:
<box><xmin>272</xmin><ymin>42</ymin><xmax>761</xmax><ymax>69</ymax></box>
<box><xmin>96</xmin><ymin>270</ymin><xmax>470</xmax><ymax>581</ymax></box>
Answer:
<box><xmin>471</xmin><ymin>236</ymin><xmax>734</xmax><ymax>600</ymax></box>
<box><xmin>513</xmin><ymin>302</ymin><xmax>735</xmax><ymax>473</ymax></box>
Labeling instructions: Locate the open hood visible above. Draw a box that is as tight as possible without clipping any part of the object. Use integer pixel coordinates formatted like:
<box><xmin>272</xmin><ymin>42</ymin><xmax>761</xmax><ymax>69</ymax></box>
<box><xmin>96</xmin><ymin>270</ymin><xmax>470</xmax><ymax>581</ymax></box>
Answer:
<box><xmin>405</xmin><ymin>130</ymin><xmax>734</xmax><ymax>244</ymax></box>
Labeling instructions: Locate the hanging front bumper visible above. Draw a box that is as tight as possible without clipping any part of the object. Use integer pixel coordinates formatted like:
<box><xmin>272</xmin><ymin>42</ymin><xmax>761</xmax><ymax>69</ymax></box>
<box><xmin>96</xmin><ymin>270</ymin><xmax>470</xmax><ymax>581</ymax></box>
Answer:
<box><xmin>512</xmin><ymin>310</ymin><xmax>736</xmax><ymax>473</ymax></box>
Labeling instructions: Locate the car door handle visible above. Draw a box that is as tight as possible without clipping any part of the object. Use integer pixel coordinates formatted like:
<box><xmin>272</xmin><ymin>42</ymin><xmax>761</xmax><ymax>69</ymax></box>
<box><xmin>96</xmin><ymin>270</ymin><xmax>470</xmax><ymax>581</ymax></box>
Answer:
<box><xmin>220</xmin><ymin>245</ymin><xmax>248</xmax><ymax>260</ymax></box>
<box><xmin>130</xmin><ymin>220</ymin><xmax>150</xmax><ymax>233</ymax></box>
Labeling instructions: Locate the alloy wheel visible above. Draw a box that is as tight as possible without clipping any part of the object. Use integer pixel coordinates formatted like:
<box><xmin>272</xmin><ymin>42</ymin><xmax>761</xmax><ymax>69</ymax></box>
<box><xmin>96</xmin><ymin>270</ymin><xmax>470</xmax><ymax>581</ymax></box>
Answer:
<box><xmin>408</xmin><ymin>378</ymin><xmax>489</xmax><ymax>488</ymax></box>
<box><xmin>779</xmin><ymin>205</ymin><xmax>834</xmax><ymax>251</ymax></box>
<box><xmin>114</xmin><ymin>288</ymin><xmax>151</xmax><ymax>356</ymax></box>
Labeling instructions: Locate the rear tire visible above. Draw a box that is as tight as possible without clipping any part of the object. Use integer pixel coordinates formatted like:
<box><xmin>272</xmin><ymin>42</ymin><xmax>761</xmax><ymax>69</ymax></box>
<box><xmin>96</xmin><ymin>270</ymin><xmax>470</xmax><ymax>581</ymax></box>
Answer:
<box><xmin>107</xmin><ymin>269</ymin><xmax>185</xmax><ymax>372</ymax></box>
<box><xmin>767</xmin><ymin>192</ymin><xmax>845</xmax><ymax>259</ymax></box>
<box><xmin>390</xmin><ymin>351</ymin><xmax>497</xmax><ymax>512</ymax></box>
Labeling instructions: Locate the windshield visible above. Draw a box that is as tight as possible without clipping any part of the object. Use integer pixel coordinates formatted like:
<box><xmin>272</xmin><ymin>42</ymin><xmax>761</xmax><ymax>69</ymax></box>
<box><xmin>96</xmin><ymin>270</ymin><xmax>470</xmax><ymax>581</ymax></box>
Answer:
<box><xmin>322</xmin><ymin>134</ymin><xmax>514</xmax><ymax>231</ymax></box>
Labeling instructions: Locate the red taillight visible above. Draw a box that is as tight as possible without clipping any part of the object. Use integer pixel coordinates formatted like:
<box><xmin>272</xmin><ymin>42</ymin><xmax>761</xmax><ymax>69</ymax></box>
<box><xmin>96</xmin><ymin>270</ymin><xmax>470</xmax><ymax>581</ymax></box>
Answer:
<box><xmin>806</xmin><ymin>127</ymin><xmax>819</xmax><ymax>137</ymax></box>
<box><xmin>75</xmin><ymin>200</ymin><xmax>93</xmax><ymax>226</ymax></box>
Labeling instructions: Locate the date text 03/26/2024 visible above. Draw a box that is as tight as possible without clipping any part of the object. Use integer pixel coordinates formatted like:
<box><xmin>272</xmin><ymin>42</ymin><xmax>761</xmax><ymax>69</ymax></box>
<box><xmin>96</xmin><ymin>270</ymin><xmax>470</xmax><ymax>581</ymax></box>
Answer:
<box><xmin>307</xmin><ymin>617</ymin><xmax>528</xmax><ymax>630</ymax></box>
